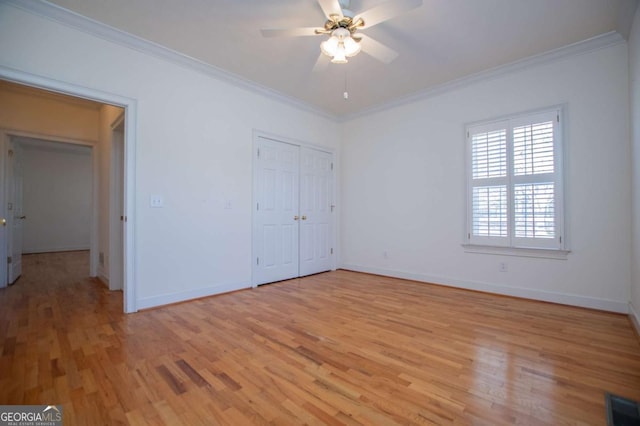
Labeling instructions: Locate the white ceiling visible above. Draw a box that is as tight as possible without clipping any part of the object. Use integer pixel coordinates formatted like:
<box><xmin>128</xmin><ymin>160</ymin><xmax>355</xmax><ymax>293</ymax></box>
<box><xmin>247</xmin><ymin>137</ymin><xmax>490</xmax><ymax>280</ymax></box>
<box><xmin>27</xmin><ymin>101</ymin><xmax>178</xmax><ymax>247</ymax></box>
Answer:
<box><xmin>45</xmin><ymin>0</ymin><xmax>638</xmax><ymax>117</ymax></box>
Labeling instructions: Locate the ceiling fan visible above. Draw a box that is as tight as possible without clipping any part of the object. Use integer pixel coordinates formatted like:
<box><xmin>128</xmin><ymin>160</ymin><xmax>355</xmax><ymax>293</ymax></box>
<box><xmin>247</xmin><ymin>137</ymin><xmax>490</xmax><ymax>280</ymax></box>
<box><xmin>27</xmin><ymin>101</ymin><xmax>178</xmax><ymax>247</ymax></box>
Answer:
<box><xmin>261</xmin><ymin>0</ymin><xmax>423</xmax><ymax>71</ymax></box>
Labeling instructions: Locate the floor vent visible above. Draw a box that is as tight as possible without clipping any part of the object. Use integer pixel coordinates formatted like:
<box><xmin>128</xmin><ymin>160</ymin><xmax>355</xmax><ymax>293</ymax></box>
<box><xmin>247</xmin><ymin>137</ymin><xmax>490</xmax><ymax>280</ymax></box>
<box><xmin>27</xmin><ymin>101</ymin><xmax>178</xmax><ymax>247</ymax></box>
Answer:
<box><xmin>606</xmin><ymin>392</ymin><xmax>640</xmax><ymax>426</ymax></box>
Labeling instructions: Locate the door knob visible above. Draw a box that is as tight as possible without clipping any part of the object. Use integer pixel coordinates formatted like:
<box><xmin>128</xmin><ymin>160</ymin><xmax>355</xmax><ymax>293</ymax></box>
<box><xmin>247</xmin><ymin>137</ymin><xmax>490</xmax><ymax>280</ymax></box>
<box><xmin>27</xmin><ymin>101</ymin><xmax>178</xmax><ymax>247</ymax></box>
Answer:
<box><xmin>293</xmin><ymin>215</ymin><xmax>299</xmax><ymax>221</ymax></box>
<box><xmin>1</xmin><ymin>218</ymin><xmax>5</xmax><ymax>227</ymax></box>
<box><xmin>301</xmin><ymin>215</ymin><xmax>307</xmax><ymax>220</ymax></box>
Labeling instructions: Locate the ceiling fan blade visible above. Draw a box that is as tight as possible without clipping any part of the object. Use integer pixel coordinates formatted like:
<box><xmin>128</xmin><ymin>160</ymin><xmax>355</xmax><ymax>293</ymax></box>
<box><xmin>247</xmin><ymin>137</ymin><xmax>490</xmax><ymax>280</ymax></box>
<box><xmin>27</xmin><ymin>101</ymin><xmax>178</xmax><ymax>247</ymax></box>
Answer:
<box><xmin>260</xmin><ymin>28</ymin><xmax>322</xmax><ymax>37</ymax></box>
<box><xmin>354</xmin><ymin>0</ymin><xmax>422</xmax><ymax>28</ymax></box>
<box><xmin>358</xmin><ymin>34</ymin><xmax>399</xmax><ymax>63</ymax></box>
<box><xmin>312</xmin><ymin>53</ymin><xmax>330</xmax><ymax>73</ymax></box>
<box><xmin>318</xmin><ymin>0</ymin><xmax>343</xmax><ymax>20</ymax></box>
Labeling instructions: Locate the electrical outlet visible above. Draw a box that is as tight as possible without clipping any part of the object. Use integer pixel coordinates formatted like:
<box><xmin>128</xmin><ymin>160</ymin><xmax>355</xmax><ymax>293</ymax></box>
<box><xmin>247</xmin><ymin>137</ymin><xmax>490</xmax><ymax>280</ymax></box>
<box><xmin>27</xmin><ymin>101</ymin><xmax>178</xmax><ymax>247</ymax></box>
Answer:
<box><xmin>150</xmin><ymin>195</ymin><xmax>164</xmax><ymax>208</ymax></box>
<box><xmin>499</xmin><ymin>262</ymin><xmax>508</xmax><ymax>272</ymax></box>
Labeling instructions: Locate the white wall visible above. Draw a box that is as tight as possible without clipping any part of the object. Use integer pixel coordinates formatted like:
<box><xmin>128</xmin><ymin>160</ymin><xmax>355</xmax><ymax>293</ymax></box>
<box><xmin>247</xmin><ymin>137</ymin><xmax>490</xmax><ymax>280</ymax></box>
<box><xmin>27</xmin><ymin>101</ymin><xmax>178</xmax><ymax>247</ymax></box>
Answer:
<box><xmin>629</xmin><ymin>6</ymin><xmax>640</xmax><ymax>326</ymax></box>
<box><xmin>341</xmin><ymin>42</ymin><xmax>632</xmax><ymax>312</ymax></box>
<box><xmin>0</xmin><ymin>3</ymin><xmax>340</xmax><ymax>309</ymax></box>
<box><xmin>21</xmin><ymin>140</ymin><xmax>92</xmax><ymax>253</ymax></box>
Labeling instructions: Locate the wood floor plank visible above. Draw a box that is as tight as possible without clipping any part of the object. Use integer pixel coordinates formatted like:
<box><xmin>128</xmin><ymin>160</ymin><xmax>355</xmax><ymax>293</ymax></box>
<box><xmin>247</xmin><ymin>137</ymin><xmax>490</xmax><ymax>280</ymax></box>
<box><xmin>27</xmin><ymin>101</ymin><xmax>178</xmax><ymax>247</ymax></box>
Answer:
<box><xmin>1</xmin><ymin>251</ymin><xmax>640</xmax><ymax>424</ymax></box>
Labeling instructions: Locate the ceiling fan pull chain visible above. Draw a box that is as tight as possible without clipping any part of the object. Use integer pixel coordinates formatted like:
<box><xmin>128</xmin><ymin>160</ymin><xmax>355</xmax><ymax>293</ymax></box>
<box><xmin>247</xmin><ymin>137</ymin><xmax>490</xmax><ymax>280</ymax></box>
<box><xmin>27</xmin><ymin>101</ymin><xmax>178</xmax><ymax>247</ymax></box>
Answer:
<box><xmin>343</xmin><ymin>68</ymin><xmax>349</xmax><ymax>100</ymax></box>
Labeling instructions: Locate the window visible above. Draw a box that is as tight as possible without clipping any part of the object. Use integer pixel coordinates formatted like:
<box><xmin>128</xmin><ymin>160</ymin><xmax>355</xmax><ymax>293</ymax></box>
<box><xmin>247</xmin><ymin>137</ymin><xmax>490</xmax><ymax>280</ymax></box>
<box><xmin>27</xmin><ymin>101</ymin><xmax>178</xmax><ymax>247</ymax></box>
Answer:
<box><xmin>465</xmin><ymin>107</ymin><xmax>564</xmax><ymax>251</ymax></box>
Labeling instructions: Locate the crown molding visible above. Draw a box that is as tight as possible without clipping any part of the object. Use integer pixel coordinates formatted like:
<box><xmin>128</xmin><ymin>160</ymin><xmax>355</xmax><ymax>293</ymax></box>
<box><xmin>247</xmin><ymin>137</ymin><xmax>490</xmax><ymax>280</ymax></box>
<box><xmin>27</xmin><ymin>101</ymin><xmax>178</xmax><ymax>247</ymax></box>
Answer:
<box><xmin>4</xmin><ymin>1</ymin><xmax>626</xmax><ymax>123</ymax></box>
<box><xmin>4</xmin><ymin>0</ymin><xmax>338</xmax><ymax>121</ymax></box>
<box><xmin>343</xmin><ymin>31</ymin><xmax>626</xmax><ymax>121</ymax></box>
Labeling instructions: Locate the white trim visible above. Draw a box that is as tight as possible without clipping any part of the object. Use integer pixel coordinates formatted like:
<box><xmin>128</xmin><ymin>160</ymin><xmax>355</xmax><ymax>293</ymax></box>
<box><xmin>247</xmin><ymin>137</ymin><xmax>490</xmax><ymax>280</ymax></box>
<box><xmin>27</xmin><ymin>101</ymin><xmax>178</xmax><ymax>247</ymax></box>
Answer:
<box><xmin>345</xmin><ymin>32</ymin><xmax>625</xmax><ymax>121</ymax></box>
<box><xmin>339</xmin><ymin>263</ymin><xmax>628</xmax><ymax>313</ymax></box>
<box><xmin>253</xmin><ymin>129</ymin><xmax>337</xmax><ymax>156</ymax></box>
<box><xmin>123</xmin><ymin>100</ymin><xmax>137</xmax><ymax>314</ymax></box>
<box><xmin>0</xmin><ymin>64</ymin><xmax>138</xmax><ymax>313</ymax></box>
<box><xmin>462</xmin><ymin>244</ymin><xmax>570</xmax><ymax>260</ymax></box>
<box><xmin>5</xmin><ymin>0</ymin><xmax>335</xmax><ymax>122</ymax></box>
<box><xmin>630</xmin><ymin>302</ymin><xmax>640</xmax><ymax>337</ymax></box>
<box><xmin>137</xmin><ymin>282</ymin><xmax>250</xmax><ymax>311</ymax></box>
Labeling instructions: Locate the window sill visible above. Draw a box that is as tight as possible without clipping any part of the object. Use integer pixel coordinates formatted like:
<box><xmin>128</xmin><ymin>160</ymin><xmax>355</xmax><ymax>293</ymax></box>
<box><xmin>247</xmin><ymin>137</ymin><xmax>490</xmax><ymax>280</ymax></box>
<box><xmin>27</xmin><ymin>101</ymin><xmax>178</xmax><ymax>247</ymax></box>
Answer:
<box><xmin>462</xmin><ymin>244</ymin><xmax>570</xmax><ymax>260</ymax></box>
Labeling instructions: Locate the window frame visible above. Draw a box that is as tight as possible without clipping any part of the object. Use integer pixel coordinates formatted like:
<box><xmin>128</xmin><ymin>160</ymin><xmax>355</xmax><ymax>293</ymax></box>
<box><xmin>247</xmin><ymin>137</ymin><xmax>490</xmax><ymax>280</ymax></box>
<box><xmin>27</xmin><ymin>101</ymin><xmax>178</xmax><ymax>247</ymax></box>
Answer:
<box><xmin>464</xmin><ymin>106</ymin><xmax>568</xmax><ymax>256</ymax></box>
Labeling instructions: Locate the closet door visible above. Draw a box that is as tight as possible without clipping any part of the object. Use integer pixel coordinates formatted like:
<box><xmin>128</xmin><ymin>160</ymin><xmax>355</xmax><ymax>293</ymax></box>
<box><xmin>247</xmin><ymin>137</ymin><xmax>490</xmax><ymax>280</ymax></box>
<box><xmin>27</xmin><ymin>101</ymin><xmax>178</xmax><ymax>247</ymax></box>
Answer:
<box><xmin>253</xmin><ymin>137</ymin><xmax>299</xmax><ymax>285</ymax></box>
<box><xmin>299</xmin><ymin>147</ymin><xmax>333</xmax><ymax>277</ymax></box>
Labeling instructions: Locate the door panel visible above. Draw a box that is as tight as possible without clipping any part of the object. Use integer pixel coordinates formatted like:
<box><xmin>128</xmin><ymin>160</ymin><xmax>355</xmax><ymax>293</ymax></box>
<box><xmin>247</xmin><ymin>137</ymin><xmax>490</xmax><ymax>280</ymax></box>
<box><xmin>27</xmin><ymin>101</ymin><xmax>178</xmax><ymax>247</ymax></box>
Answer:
<box><xmin>7</xmin><ymin>140</ymin><xmax>23</xmax><ymax>284</ymax></box>
<box><xmin>281</xmin><ymin>224</ymin><xmax>295</xmax><ymax>265</ymax></box>
<box><xmin>110</xmin><ymin>127</ymin><xmax>124</xmax><ymax>290</ymax></box>
<box><xmin>253</xmin><ymin>139</ymin><xmax>333</xmax><ymax>285</ymax></box>
<box><xmin>299</xmin><ymin>147</ymin><xmax>332</xmax><ymax>277</ymax></box>
<box><xmin>253</xmin><ymin>138</ymin><xmax>300</xmax><ymax>285</ymax></box>
<box><xmin>300</xmin><ymin>222</ymin><xmax>314</xmax><ymax>262</ymax></box>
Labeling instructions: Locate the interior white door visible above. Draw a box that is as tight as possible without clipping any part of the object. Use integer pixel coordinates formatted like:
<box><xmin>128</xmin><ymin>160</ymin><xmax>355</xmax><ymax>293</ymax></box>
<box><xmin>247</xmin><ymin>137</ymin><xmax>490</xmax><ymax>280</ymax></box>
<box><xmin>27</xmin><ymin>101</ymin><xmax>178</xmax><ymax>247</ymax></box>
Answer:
<box><xmin>109</xmin><ymin>126</ymin><xmax>124</xmax><ymax>291</ymax></box>
<box><xmin>0</xmin><ymin>136</ymin><xmax>6</xmax><ymax>288</ymax></box>
<box><xmin>299</xmin><ymin>147</ymin><xmax>333</xmax><ymax>276</ymax></box>
<box><xmin>7</xmin><ymin>139</ymin><xmax>23</xmax><ymax>284</ymax></box>
<box><xmin>253</xmin><ymin>137</ymin><xmax>300</xmax><ymax>285</ymax></box>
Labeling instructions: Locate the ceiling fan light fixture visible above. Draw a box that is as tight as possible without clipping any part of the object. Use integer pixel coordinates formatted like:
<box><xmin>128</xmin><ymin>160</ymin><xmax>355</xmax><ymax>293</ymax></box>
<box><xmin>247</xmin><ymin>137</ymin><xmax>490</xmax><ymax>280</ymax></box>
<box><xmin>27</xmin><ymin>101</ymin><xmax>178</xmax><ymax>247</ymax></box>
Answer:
<box><xmin>321</xmin><ymin>27</ymin><xmax>360</xmax><ymax>63</ymax></box>
<box><xmin>261</xmin><ymin>0</ymin><xmax>420</xmax><ymax>70</ymax></box>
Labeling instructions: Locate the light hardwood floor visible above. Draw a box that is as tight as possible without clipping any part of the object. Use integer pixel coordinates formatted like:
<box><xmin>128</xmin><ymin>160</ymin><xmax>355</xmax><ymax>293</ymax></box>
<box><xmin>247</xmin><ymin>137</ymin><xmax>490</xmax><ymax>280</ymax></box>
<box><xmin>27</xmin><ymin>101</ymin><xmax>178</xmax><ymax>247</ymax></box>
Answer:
<box><xmin>1</xmin><ymin>251</ymin><xmax>639</xmax><ymax>425</ymax></box>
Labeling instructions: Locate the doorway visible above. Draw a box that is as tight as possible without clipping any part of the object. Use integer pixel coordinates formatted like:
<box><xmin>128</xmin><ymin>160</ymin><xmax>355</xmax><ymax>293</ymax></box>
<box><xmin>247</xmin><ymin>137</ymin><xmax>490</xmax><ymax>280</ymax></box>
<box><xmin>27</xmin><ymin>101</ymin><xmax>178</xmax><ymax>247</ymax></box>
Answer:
<box><xmin>5</xmin><ymin>136</ymin><xmax>93</xmax><ymax>285</ymax></box>
<box><xmin>252</xmin><ymin>134</ymin><xmax>335</xmax><ymax>286</ymax></box>
<box><xmin>0</xmin><ymin>72</ymin><xmax>137</xmax><ymax>313</ymax></box>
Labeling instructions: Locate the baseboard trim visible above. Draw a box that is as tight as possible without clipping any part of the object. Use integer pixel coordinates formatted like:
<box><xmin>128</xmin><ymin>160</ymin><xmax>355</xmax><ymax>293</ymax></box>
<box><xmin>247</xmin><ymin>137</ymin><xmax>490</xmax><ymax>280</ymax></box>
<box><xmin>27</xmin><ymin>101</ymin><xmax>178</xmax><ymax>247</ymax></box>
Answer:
<box><xmin>136</xmin><ymin>281</ymin><xmax>250</xmax><ymax>310</ymax></box>
<box><xmin>339</xmin><ymin>263</ymin><xmax>628</xmax><ymax>314</ymax></box>
<box><xmin>629</xmin><ymin>302</ymin><xmax>640</xmax><ymax>338</ymax></box>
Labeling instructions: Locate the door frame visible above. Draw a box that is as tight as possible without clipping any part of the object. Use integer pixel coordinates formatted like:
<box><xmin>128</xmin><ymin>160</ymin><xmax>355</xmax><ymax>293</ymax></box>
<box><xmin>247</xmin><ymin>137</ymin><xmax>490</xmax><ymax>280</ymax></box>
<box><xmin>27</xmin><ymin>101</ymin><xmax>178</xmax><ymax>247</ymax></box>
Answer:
<box><xmin>251</xmin><ymin>129</ymin><xmax>337</xmax><ymax>288</ymax></box>
<box><xmin>0</xmin><ymin>65</ymin><xmax>138</xmax><ymax>313</ymax></box>
<box><xmin>1</xmin><ymin>131</ymin><xmax>96</xmax><ymax>282</ymax></box>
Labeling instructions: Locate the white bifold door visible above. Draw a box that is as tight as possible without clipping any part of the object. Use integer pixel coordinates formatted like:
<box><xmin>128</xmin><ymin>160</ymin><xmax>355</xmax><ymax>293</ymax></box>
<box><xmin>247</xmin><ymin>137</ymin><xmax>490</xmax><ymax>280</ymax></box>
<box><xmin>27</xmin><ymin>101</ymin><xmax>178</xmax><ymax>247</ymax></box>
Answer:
<box><xmin>253</xmin><ymin>137</ymin><xmax>333</xmax><ymax>286</ymax></box>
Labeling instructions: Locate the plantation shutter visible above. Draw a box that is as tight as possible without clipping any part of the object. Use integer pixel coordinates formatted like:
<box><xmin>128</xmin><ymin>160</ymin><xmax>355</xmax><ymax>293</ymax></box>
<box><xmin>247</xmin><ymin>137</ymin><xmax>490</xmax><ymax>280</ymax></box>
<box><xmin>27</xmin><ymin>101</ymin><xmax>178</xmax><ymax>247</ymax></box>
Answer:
<box><xmin>510</xmin><ymin>110</ymin><xmax>560</xmax><ymax>249</ymax></box>
<box><xmin>466</xmin><ymin>108</ymin><xmax>563</xmax><ymax>250</ymax></box>
<box><xmin>467</xmin><ymin>121</ymin><xmax>509</xmax><ymax>246</ymax></box>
